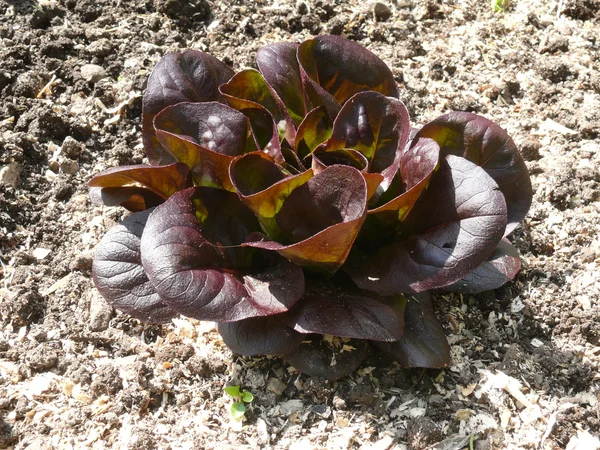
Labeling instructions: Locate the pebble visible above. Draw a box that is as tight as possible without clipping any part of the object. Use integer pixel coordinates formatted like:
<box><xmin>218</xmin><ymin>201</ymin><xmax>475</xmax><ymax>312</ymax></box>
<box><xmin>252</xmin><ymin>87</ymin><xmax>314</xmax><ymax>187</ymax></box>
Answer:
<box><xmin>88</xmin><ymin>291</ymin><xmax>113</xmax><ymax>332</ymax></box>
<box><xmin>86</xmin><ymin>39</ymin><xmax>112</xmax><ymax>57</ymax></box>
<box><xmin>0</xmin><ymin>162</ymin><xmax>21</xmax><ymax>187</ymax></box>
<box><xmin>27</xmin><ymin>343</ymin><xmax>58</xmax><ymax>372</ymax></box>
<box><xmin>407</xmin><ymin>417</ymin><xmax>442</xmax><ymax>450</ymax></box>
<box><xmin>80</xmin><ymin>64</ymin><xmax>107</xmax><ymax>84</ymax></box>
<box><xmin>373</xmin><ymin>2</ymin><xmax>392</xmax><ymax>21</ymax></box>
<box><xmin>267</xmin><ymin>377</ymin><xmax>287</xmax><ymax>395</ymax></box>
<box><xmin>61</xmin><ymin>136</ymin><xmax>84</xmax><ymax>159</ymax></box>
<box><xmin>60</xmin><ymin>159</ymin><xmax>79</xmax><ymax>175</ymax></box>
<box><xmin>32</xmin><ymin>248</ymin><xmax>52</xmax><ymax>260</ymax></box>
<box><xmin>13</xmin><ymin>71</ymin><xmax>44</xmax><ymax>98</ymax></box>
<box><xmin>49</xmin><ymin>159</ymin><xmax>60</xmax><ymax>173</ymax></box>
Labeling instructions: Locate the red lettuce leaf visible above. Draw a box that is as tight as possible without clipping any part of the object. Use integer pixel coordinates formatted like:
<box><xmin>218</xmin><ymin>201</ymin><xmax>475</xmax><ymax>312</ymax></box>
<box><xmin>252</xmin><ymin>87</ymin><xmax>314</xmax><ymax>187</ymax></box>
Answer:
<box><xmin>294</xmin><ymin>107</ymin><xmax>333</xmax><ymax>160</ymax></box>
<box><xmin>375</xmin><ymin>292</ymin><xmax>450</xmax><ymax>368</ymax></box>
<box><xmin>256</xmin><ymin>42</ymin><xmax>305</xmax><ymax>125</ymax></box>
<box><xmin>217</xmin><ymin>315</ymin><xmax>304</xmax><ymax>356</ymax></box>
<box><xmin>220</xmin><ymin>70</ymin><xmax>293</xmax><ymax>157</ymax></box>
<box><xmin>234</xmin><ymin>106</ymin><xmax>284</xmax><ymax>165</ymax></box>
<box><xmin>154</xmin><ymin>102</ymin><xmax>251</xmax><ymax>157</ymax></box>
<box><xmin>142</xmin><ymin>50</ymin><xmax>234</xmax><ymax>165</ymax></box>
<box><xmin>443</xmin><ymin>238</ymin><xmax>521</xmax><ymax>293</ymax></box>
<box><xmin>282</xmin><ymin>280</ymin><xmax>405</xmax><ymax>341</ymax></box>
<box><xmin>311</xmin><ymin>147</ymin><xmax>383</xmax><ymax>200</ymax></box>
<box><xmin>89</xmin><ymin>186</ymin><xmax>164</xmax><ymax>212</ymax></box>
<box><xmin>244</xmin><ymin>165</ymin><xmax>367</xmax><ymax>275</ymax></box>
<box><xmin>296</xmin><ymin>38</ymin><xmax>340</xmax><ymax>121</ymax></box>
<box><xmin>230</xmin><ymin>152</ymin><xmax>313</xmax><ymax>240</ymax></box>
<box><xmin>297</xmin><ymin>35</ymin><xmax>399</xmax><ymax>116</ymax></box>
<box><xmin>92</xmin><ymin>209</ymin><xmax>177</xmax><ymax>323</ymax></box>
<box><xmin>346</xmin><ymin>155</ymin><xmax>507</xmax><ymax>294</ymax></box>
<box><xmin>415</xmin><ymin>112</ymin><xmax>532</xmax><ymax>235</ymax></box>
<box><xmin>154</xmin><ymin>102</ymin><xmax>253</xmax><ymax>190</ymax></box>
<box><xmin>367</xmin><ymin>137</ymin><xmax>440</xmax><ymax>224</ymax></box>
<box><xmin>325</xmin><ymin>91</ymin><xmax>410</xmax><ymax>190</ymax></box>
<box><xmin>88</xmin><ymin>163</ymin><xmax>191</xmax><ymax>200</ymax></box>
<box><xmin>140</xmin><ymin>187</ymin><xmax>305</xmax><ymax>322</ymax></box>
<box><xmin>284</xmin><ymin>334</ymin><xmax>369</xmax><ymax>380</ymax></box>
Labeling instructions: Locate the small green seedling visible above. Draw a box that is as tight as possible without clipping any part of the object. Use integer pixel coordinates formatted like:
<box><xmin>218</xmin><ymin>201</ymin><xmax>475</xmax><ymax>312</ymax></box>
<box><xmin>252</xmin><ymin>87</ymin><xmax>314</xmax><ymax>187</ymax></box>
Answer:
<box><xmin>491</xmin><ymin>0</ymin><xmax>510</xmax><ymax>12</ymax></box>
<box><xmin>224</xmin><ymin>385</ymin><xmax>254</xmax><ymax>421</ymax></box>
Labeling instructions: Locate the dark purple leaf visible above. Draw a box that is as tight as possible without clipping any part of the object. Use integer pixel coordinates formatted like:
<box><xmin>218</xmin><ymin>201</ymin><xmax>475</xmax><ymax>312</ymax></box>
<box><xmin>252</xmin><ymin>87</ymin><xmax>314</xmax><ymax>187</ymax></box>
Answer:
<box><xmin>140</xmin><ymin>188</ymin><xmax>305</xmax><ymax>322</ymax></box>
<box><xmin>217</xmin><ymin>315</ymin><xmax>304</xmax><ymax>356</ymax></box>
<box><xmin>346</xmin><ymin>155</ymin><xmax>507</xmax><ymax>294</ymax></box>
<box><xmin>297</xmin><ymin>35</ymin><xmax>399</xmax><ymax>118</ymax></box>
<box><xmin>230</xmin><ymin>152</ymin><xmax>313</xmax><ymax>239</ymax></box>
<box><xmin>220</xmin><ymin>70</ymin><xmax>284</xmax><ymax>122</ymax></box>
<box><xmin>153</xmin><ymin>102</ymin><xmax>253</xmax><ymax>190</ymax></box>
<box><xmin>256</xmin><ymin>42</ymin><xmax>305</xmax><ymax>125</ymax></box>
<box><xmin>296</xmin><ymin>39</ymin><xmax>340</xmax><ymax>121</ymax></box>
<box><xmin>415</xmin><ymin>112</ymin><xmax>532</xmax><ymax>235</ymax></box>
<box><xmin>154</xmin><ymin>102</ymin><xmax>251</xmax><ymax>157</ymax></box>
<box><xmin>92</xmin><ymin>209</ymin><xmax>177</xmax><ymax>323</ymax></box>
<box><xmin>89</xmin><ymin>186</ymin><xmax>164</xmax><ymax>212</ymax></box>
<box><xmin>367</xmin><ymin>137</ymin><xmax>440</xmax><ymax>224</ymax></box>
<box><xmin>244</xmin><ymin>165</ymin><xmax>367</xmax><ymax>275</ymax></box>
<box><xmin>311</xmin><ymin>147</ymin><xmax>383</xmax><ymax>200</ymax></box>
<box><xmin>142</xmin><ymin>50</ymin><xmax>234</xmax><ymax>165</ymax></box>
<box><xmin>281</xmin><ymin>146</ymin><xmax>306</xmax><ymax>172</ymax></box>
<box><xmin>325</xmin><ymin>92</ymin><xmax>410</xmax><ymax>190</ymax></box>
<box><xmin>220</xmin><ymin>69</ymin><xmax>295</xmax><ymax>151</ymax></box>
<box><xmin>294</xmin><ymin>107</ymin><xmax>333</xmax><ymax>159</ymax></box>
<box><xmin>284</xmin><ymin>334</ymin><xmax>369</xmax><ymax>380</ymax></box>
<box><xmin>375</xmin><ymin>292</ymin><xmax>450</xmax><ymax>368</ymax></box>
<box><xmin>88</xmin><ymin>163</ymin><xmax>191</xmax><ymax>200</ymax></box>
<box><xmin>234</xmin><ymin>107</ymin><xmax>285</xmax><ymax>165</ymax></box>
<box><xmin>282</xmin><ymin>280</ymin><xmax>405</xmax><ymax>341</ymax></box>
<box><xmin>443</xmin><ymin>238</ymin><xmax>521</xmax><ymax>293</ymax></box>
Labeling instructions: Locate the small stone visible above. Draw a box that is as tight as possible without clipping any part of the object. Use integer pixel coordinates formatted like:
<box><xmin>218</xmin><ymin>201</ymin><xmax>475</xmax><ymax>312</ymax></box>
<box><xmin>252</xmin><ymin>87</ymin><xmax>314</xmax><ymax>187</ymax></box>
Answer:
<box><xmin>61</xmin><ymin>136</ymin><xmax>84</xmax><ymax>159</ymax></box>
<box><xmin>69</xmin><ymin>253</ymin><xmax>93</xmax><ymax>271</ymax></box>
<box><xmin>13</xmin><ymin>72</ymin><xmax>45</xmax><ymax>98</ymax></box>
<box><xmin>256</xmin><ymin>418</ymin><xmax>270</xmax><ymax>445</ymax></box>
<box><xmin>88</xmin><ymin>291</ymin><xmax>113</xmax><ymax>332</ymax></box>
<box><xmin>332</xmin><ymin>395</ymin><xmax>347</xmax><ymax>410</ymax></box>
<box><xmin>347</xmin><ymin>384</ymin><xmax>376</xmax><ymax>406</ymax></box>
<box><xmin>49</xmin><ymin>159</ymin><xmax>60</xmax><ymax>173</ymax></box>
<box><xmin>155</xmin><ymin>344</ymin><xmax>194</xmax><ymax>364</ymax></box>
<box><xmin>266</xmin><ymin>377</ymin><xmax>287</xmax><ymax>395</ymax></box>
<box><xmin>86</xmin><ymin>39</ymin><xmax>112</xmax><ymax>57</ymax></box>
<box><xmin>407</xmin><ymin>417</ymin><xmax>442</xmax><ymax>449</ymax></box>
<box><xmin>0</xmin><ymin>162</ymin><xmax>21</xmax><ymax>187</ymax></box>
<box><xmin>80</xmin><ymin>64</ymin><xmax>107</xmax><ymax>84</ymax></box>
<box><xmin>373</xmin><ymin>2</ymin><xmax>393</xmax><ymax>21</ymax></box>
<box><xmin>32</xmin><ymin>248</ymin><xmax>52</xmax><ymax>260</ymax></box>
<box><xmin>27</xmin><ymin>343</ymin><xmax>59</xmax><ymax>372</ymax></box>
<box><xmin>60</xmin><ymin>159</ymin><xmax>79</xmax><ymax>175</ymax></box>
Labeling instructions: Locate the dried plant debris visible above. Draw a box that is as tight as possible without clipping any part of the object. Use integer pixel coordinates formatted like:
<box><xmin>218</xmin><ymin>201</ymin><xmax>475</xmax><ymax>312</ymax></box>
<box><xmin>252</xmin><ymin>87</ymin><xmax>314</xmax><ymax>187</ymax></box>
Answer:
<box><xmin>1</xmin><ymin>0</ymin><xmax>599</xmax><ymax>448</ymax></box>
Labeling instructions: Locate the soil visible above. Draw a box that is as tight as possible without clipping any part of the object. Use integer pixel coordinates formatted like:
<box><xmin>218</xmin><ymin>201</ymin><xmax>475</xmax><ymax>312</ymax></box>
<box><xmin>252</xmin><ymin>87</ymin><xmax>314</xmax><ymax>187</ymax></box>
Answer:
<box><xmin>1</xmin><ymin>0</ymin><xmax>599</xmax><ymax>449</ymax></box>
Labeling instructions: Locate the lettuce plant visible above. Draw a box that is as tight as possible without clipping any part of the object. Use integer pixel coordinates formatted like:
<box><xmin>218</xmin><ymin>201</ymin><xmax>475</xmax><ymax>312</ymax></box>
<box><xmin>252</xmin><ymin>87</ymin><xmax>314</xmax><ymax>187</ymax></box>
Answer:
<box><xmin>90</xmin><ymin>35</ymin><xmax>532</xmax><ymax>380</ymax></box>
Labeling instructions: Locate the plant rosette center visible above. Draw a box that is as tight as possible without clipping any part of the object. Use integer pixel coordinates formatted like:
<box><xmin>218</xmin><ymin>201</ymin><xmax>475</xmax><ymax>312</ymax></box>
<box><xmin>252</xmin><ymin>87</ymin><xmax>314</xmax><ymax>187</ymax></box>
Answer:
<box><xmin>89</xmin><ymin>35</ymin><xmax>532</xmax><ymax>380</ymax></box>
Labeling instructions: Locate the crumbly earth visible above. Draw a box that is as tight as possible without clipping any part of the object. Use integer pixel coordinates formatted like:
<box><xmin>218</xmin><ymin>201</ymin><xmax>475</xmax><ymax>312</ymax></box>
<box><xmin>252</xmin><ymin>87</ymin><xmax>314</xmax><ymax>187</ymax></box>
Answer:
<box><xmin>1</xmin><ymin>0</ymin><xmax>599</xmax><ymax>448</ymax></box>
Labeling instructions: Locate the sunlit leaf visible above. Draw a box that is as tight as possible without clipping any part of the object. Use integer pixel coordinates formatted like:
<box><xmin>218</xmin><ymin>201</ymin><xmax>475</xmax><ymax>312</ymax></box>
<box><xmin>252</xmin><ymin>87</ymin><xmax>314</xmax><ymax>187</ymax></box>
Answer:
<box><xmin>142</xmin><ymin>50</ymin><xmax>234</xmax><ymax>164</ymax></box>
<box><xmin>88</xmin><ymin>163</ymin><xmax>191</xmax><ymax>200</ymax></box>
<box><xmin>140</xmin><ymin>188</ymin><xmax>305</xmax><ymax>322</ymax></box>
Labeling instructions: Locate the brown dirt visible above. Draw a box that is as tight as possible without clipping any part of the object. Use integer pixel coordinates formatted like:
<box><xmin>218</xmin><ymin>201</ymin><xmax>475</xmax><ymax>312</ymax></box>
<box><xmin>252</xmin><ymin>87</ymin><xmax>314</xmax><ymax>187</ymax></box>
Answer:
<box><xmin>1</xmin><ymin>0</ymin><xmax>599</xmax><ymax>448</ymax></box>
